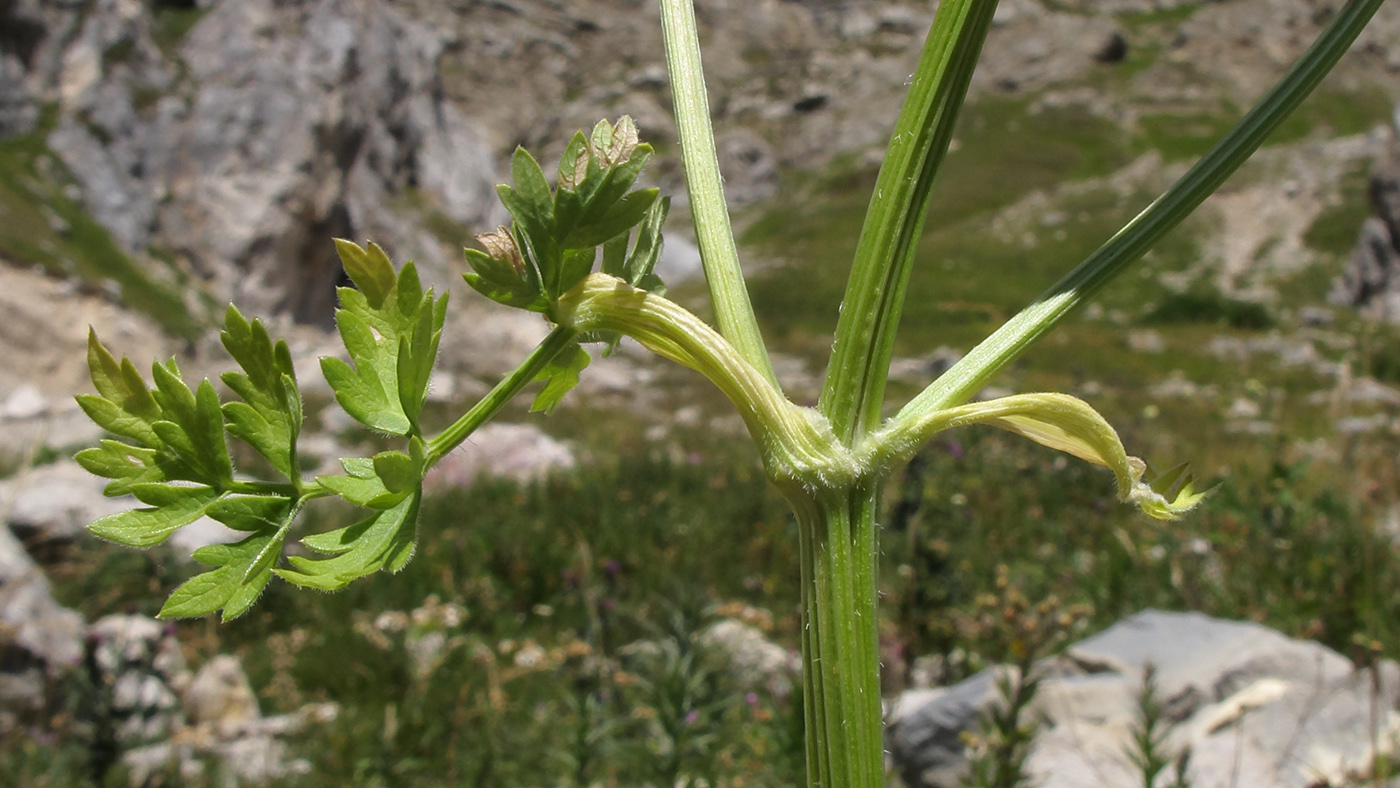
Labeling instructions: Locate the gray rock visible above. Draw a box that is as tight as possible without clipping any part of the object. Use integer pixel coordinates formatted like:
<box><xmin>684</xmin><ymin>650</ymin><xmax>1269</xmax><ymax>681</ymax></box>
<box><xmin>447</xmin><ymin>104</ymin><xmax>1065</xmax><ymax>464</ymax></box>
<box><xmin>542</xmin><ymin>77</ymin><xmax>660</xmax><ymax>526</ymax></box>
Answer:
<box><xmin>888</xmin><ymin>610</ymin><xmax>1400</xmax><ymax>788</ymax></box>
<box><xmin>0</xmin><ymin>525</ymin><xmax>85</xmax><ymax>675</ymax></box>
<box><xmin>655</xmin><ymin>233</ymin><xmax>705</xmax><ymax>285</ymax></box>
<box><xmin>1332</xmin><ymin>129</ymin><xmax>1400</xmax><ymax>322</ymax></box>
<box><xmin>0</xmin><ymin>385</ymin><xmax>47</xmax><ymax>421</ymax></box>
<box><xmin>2</xmin><ymin>459</ymin><xmax>133</xmax><ymax>543</ymax></box>
<box><xmin>39</xmin><ymin>0</ymin><xmax>502</xmax><ymax>326</ymax></box>
<box><xmin>184</xmin><ymin>654</ymin><xmax>260</xmax><ymax>738</ymax></box>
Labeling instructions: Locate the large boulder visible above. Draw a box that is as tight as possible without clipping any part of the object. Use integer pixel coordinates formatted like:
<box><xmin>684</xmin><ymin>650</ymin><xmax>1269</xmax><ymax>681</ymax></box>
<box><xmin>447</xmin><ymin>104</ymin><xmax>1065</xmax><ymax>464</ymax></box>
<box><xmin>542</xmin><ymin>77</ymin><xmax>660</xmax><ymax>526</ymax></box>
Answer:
<box><xmin>889</xmin><ymin>610</ymin><xmax>1400</xmax><ymax>788</ymax></box>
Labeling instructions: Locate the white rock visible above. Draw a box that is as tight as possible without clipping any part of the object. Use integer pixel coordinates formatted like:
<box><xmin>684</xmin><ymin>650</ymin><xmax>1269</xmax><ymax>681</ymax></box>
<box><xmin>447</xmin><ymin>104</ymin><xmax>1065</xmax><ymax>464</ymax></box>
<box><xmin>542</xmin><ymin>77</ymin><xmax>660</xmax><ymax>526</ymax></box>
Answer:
<box><xmin>184</xmin><ymin>655</ymin><xmax>260</xmax><ymax>739</ymax></box>
<box><xmin>889</xmin><ymin>610</ymin><xmax>1400</xmax><ymax>788</ymax></box>
<box><xmin>0</xmin><ymin>386</ymin><xmax>48</xmax><ymax>421</ymax></box>
<box><xmin>3</xmin><ymin>459</ymin><xmax>133</xmax><ymax>542</ymax></box>
<box><xmin>423</xmin><ymin>422</ymin><xmax>574</xmax><ymax>490</ymax></box>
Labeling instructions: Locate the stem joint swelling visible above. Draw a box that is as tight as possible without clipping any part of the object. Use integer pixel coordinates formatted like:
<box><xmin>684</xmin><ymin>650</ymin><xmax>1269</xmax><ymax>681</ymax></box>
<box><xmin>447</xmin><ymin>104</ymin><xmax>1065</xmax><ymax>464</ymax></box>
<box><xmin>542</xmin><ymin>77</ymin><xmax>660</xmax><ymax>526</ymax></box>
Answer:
<box><xmin>554</xmin><ymin>273</ymin><xmax>861</xmax><ymax>499</ymax></box>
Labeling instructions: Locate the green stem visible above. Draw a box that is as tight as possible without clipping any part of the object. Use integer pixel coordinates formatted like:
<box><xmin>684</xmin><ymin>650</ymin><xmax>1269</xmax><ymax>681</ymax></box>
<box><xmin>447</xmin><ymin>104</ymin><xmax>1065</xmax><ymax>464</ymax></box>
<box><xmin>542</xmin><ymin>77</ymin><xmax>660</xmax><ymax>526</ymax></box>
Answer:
<box><xmin>819</xmin><ymin>0</ymin><xmax>998</xmax><ymax>444</ymax></box>
<box><xmin>423</xmin><ymin>325</ymin><xmax>578</xmax><ymax>468</ymax></box>
<box><xmin>657</xmin><ymin>0</ymin><xmax>779</xmax><ymax>390</ymax></box>
<box><xmin>795</xmin><ymin>487</ymin><xmax>884</xmax><ymax>788</ymax></box>
<box><xmin>894</xmin><ymin>0</ymin><xmax>1385</xmax><ymax>422</ymax></box>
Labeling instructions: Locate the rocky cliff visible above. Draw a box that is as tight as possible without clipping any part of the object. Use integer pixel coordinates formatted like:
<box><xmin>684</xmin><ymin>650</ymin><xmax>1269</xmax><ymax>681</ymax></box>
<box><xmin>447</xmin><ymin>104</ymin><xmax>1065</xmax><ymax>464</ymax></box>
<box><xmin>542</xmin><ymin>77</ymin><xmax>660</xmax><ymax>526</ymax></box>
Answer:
<box><xmin>3</xmin><ymin>0</ymin><xmax>1397</xmax><ymax>342</ymax></box>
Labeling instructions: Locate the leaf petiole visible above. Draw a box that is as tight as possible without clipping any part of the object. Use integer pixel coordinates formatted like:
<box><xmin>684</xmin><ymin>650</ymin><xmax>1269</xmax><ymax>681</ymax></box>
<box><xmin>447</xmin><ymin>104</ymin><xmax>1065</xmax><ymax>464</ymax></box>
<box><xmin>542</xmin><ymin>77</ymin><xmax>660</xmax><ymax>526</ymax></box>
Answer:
<box><xmin>422</xmin><ymin>325</ymin><xmax>579</xmax><ymax>468</ymax></box>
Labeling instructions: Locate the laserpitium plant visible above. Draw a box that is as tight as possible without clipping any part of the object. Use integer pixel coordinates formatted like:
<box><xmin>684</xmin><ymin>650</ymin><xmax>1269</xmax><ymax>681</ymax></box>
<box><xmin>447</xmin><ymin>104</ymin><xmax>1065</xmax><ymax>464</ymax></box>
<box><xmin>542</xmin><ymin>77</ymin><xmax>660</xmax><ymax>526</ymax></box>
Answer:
<box><xmin>75</xmin><ymin>0</ymin><xmax>1384</xmax><ymax>784</ymax></box>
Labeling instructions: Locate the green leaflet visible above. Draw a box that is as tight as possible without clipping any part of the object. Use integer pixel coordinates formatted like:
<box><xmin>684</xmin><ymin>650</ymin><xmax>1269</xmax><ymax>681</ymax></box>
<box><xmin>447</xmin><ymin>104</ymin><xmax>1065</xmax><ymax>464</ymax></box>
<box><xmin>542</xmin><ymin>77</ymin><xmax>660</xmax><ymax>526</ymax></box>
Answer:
<box><xmin>150</xmin><ymin>363</ymin><xmax>234</xmax><ymax>486</ymax></box>
<box><xmin>373</xmin><ymin>438</ymin><xmax>425</xmax><ymax>495</ymax></box>
<box><xmin>333</xmin><ymin>239</ymin><xmax>397</xmax><ymax>310</ymax></box>
<box><xmin>206</xmin><ymin>494</ymin><xmax>293</xmax><ymax>532</ymax></box>
<box><xmin>79</xmin><ymin>332</ymin><xmax>162</xmax><ymax>447</ymax></box>
<box><xmin>277</xmin><ymin>491</ymin><xmax>421</xmax><ymax>591</ymax></box>
<box><xmin>80</xmin><ymin>333</ymin><xmax>236</xmax><ymax>492</ymax></box>
<box><xmin>87</xmin><ymin>485</ymin><xmax>221</xmax><ymax>548</ymax></box>
<box><xmin>561</xmin><ymin>188</ymin><xmax>659</xmax><ymax>249</ymax></box>
<box><xmin>74</xmin><ymin>440</ymin><xmax>165</xmax><ymax>497</ymax></box>
<box><xmin>158</xmin><ymin>494</ymin><xmax>298</xmax><ymax>620</ymax></box>
<box><xmin>531</xmin><ymin>343</ymin><xmax>591</xmax><ymax>414</ymax></box>
<box><xmin>397</xmin><ymin>299</ymin><xmax>443</xmax><ymax>426</ymax></box>
<box><xmin>324</xmin><ymin>244</ymin><xmax>447</xmax><ymax>436</ymax></box>
<box><xmin>221</xmin><ymin>305</ymin><xmax>302</xmax><ymax>481</ymax></box>
<box><xmin>161</xmin><ymin>533</ymin><xmax>276</xmax><ymax>621</ymax></box>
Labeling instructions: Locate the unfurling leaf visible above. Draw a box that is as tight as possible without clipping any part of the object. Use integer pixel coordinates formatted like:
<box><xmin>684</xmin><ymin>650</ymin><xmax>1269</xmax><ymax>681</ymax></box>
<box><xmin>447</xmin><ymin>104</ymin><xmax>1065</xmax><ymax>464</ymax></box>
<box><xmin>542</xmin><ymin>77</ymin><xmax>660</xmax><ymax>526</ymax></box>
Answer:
<box><xmin>887</xmin><ymin>393</ymin><xmax>1208</xmax><ymax>520</ymax></box>
<box><xmin>333</xmin><ymin>239</ymin><xmax>396</xmax><ymax>310</ymax></box>
<box><xmin>563</xmin><ymin>188</ymin><xmax>660</xmax><ymax>249</ymax></box>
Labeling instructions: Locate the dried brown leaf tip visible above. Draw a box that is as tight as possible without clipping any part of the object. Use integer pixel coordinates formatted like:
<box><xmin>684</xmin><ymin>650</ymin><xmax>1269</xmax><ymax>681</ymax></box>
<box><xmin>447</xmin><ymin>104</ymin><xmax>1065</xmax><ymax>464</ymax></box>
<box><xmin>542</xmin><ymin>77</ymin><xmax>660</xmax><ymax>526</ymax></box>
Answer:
<box><xmin>607</xmin><ymin>116</ymin><xmax>639</xmax><ymax>167</ymax></box>
<box><xmin>476</xmin><ymin>226</ymin><xmax>526</xmax><ymax>274</ymax></box>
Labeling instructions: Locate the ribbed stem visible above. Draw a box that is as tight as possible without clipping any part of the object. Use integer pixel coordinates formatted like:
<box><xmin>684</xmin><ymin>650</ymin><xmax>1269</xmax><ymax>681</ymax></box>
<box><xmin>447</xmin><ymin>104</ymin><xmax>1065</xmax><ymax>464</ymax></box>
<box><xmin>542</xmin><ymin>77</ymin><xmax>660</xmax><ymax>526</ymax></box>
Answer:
<box><xmin>795</xmin><ymin>487</ymin><xmax>884</xmax><ymax>788</ymax></box>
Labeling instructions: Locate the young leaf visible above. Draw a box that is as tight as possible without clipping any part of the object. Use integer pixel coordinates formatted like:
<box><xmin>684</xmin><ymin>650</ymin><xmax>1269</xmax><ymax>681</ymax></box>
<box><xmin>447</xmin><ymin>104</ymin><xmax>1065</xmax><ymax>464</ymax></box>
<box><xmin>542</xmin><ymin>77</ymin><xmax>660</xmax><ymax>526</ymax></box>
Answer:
<box><xmin>397</xmin><ymin>293</ymin><xmax>445</xmax><ymax>424</ymax></box>
<box><xmin>87</xmin><ymin>486</ymin><xmax>221</xmax><ymax>548</ymax></box>
<box><xmin>80</xmin><ymin>331</ymin><xmax>162</xmax><ymax>446</ymax></box>
<box><xmin>531</xmin><ymin>343</ymin><xmax>591</xmax><ymax>414</ymax></box>
<box><xmin>579</xmin><ymin>145</ymin><xmax>654</xmax><ymax>224</ymax></box>
<box><xmin>276</xmin><ymin>491</ymin><xmax>421</xmax><ymax>591</ymax></box>
<box><xmin>464</xmin><ymin>249</ymin><xmax>547</xmax><ymax>311</ymax></box>
<box><xmin>624</xmin><ymin>196</ymin><xmax>670</xmax><ymax>292</ymax></box>
<box><xmin>372</xmin><ymin>444</ymin><xmax>423</xmax><ymax>496</ymax></box>
<box><xmin>558</xmin><ymin>131</ymin><xmax>590</xmax><ymax>192</ymax></box>
<box><xmin>556</xmin><ymin>247</ymin><xmax>596</xmax><ymax>297</ymax></box>
<box><xmin>333</xmin><ymin>239</ymin><xmax>396</xmax><ymax>310</ymax></box>
<box><xmin>220</xmin><ymin>306</ymin><xmax>301</xmax><ymax>481</ymax></box>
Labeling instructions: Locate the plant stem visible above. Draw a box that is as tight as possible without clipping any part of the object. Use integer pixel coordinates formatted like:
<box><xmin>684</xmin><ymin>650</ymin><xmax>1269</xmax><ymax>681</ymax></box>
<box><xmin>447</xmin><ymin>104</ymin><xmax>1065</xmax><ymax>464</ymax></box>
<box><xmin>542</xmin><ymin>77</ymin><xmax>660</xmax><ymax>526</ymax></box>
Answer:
<box><xmin>894</xmin><ymin>0</ymin><xmax>1385</xmax><ymax>422</ymax></box>
<box><xmin>423</xmin><ymin>325</ymin><xmax>578</xmax><ymax>467</ymax></box>
<box><xmin>819</xmin><ymin>0</ymin><xmax>998</xmax><ymax>444</ymax></box>
<box><xmin>794</xmin><ymin>486</ymin><xmax>884</xmax><ymax>788</ymax></box>
<box><xmin>657</xmin><ymin>0</ymin><xmax>779</xmax><ymax>389</ymax></box>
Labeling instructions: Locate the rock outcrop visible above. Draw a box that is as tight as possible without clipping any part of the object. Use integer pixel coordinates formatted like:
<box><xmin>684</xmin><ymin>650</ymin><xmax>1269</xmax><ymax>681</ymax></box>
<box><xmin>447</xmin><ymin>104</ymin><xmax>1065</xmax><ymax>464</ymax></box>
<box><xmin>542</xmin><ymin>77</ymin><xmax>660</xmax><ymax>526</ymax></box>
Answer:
<box><xmin>42</xmin><ymin>0</ymin><xmax>502</xmax><ymax>324</ymax></box>
<box><xmin>888</xmin><ymin>610</ymin><xmax>1400</xmax><ymax>788</ymax></box>
<box><xmin>1333</xmin><ymin>117</ymin><xmax>1400</xmax><ymax>321</ymax></box>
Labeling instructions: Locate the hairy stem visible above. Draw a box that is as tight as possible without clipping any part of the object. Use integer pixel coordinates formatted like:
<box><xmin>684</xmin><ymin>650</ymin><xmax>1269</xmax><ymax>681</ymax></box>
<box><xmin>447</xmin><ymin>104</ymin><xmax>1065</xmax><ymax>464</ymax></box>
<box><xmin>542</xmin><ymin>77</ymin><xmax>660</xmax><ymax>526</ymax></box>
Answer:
<box><xmin>796</xmin><ymin>487</ymin><xmax>884</xmax><ymax>788</ymax></box>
